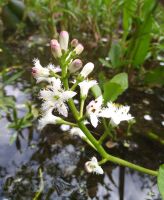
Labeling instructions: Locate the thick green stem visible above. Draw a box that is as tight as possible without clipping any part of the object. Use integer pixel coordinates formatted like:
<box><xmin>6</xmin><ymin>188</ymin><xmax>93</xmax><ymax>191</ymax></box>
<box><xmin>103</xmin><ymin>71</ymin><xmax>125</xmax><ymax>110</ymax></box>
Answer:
<box><xmin>105</xmin><ymin>155</ymin><xmax>158</xmax><ymax>176</ymax></box>
<box><xmin>78</xmin><ymin>121</ymin><xmax>109</xmax><ymax>158</ymax></box>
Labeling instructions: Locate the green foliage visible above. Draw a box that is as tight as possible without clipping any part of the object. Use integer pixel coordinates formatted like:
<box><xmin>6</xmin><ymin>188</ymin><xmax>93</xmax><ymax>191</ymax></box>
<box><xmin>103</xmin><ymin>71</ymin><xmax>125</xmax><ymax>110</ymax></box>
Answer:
<box><xmin>8</xmin><ymin>105</ymin><xmax>34</xmax><ymax>143</ymax></box>
<box><xmin>109</xmin><ymin>41</ymin><xmax>122</xmax><ymax>68</ymax></box>
<box><xmin>0</xmin><ymin>0</ymin><xmax>8</xmax><ymax>7</ymax></box>
<box><xmin>91</xmin><ymin>84</ymin><xmax>102</xmax><ymax>98</ymax></box>
<box><xmin>129</xmin><ymin>16</ymin><xmax>153</xmax><ymax>67</ymax></box>
<box><xmin>0</xmin><ymin>66</ymin><xmax>34</xmax><ymax>144</ymax></box>
<box><xmin>8</xmin><ymin>106</ymin><xmax>33</xmax><ymax>131</ymax></box>
<box><xmin>158</xmin><ymin>164</ymin><xmax>164</xmax><ymax>200</ymax></box>
<box><xmin>144</xmin><ymin>67</ymin><xmax>164</xmax><ymax>85</ymax></box>
<box><xmin>33</xmin><ymin>168</ymin><xmax>44</xmax><ymax>200</ymax></box>
<box><xmin>103</xmin><ymin>73</ymin><xmax>128</xmax><ymax>102</ymax></box>
<box><xmin>0</xmin><ymin>91</ymin><xmax>15</xmax><ymax>112</ymax></box>
<box><xmin>3</xmin><ymin>70</ymin><xmax>24</xmax><ymax>85</ymax></box>
<box><xmin>123</xmin><ymin>0</ymin><xmax>137</xmax><ymax>33</ymax></box>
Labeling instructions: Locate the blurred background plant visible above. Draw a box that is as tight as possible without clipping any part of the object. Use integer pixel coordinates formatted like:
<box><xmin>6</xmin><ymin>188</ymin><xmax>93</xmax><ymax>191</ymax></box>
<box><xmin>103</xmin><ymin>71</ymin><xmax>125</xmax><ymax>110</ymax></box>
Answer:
<box><xmin>0</xmin><ymin>0</ymin><xmax>164</xmax><ymax>143</ymax></box>
<box><xmin>1</xmin><ymin>0</ymin><xmax>164</xmax><ymax>84</ymax></box>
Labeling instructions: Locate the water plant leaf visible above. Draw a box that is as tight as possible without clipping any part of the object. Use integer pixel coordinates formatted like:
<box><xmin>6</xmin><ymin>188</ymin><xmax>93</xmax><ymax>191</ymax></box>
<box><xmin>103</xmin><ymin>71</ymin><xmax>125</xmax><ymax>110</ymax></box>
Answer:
<box><xmin>4</xmin><ymin>70</ymin><xmax>24</xmax><ymax>85</ymax></box>
<box><xmin>2</xmin><ymin>6</ymin><xmax>20</xmax><ymax>29</ymax></box>
<box><xmin>141</xmin><ymin>0</ymin><xmax>156</xmax><ymax>19</ymax></box>
<box><xmin>91</xmin><ymin>84</ymin><xmax>102</xmax><ymax>98</ymax></box>
<box><xmin>33</xmin><ymin>168</ymin><xmax>44</xmax><ymax>200</ymax></box>
<box><xmin>109</xmin><ymin>42</ymin><xmax>122</xmax><ymax>68</ymax></box>
<box><xmin>0</xmin><ymin>91</ymin><xmax>15</xmax><ymax>112</ymax></box>
<box><xmin>158</xmin><ymin>164</ymin><xmax>164</xmax><ymax>200</ymax></box>
<box><xmin>144</xmin><ymin>67</ymin><xmax>164</xmax><ymax>85</ymax></box>
<box><xmin>99</xmin><ymin>58</ymin><xmax>112</xmax><ymax>68</ymax></box>
<box><xmin>132</xmin><ymin>16</ymin><xmax>153</xmax><ymax>67</ymax></box>
<box><xmin>123</xmin><ymin>0</ymin><xmax>137</xmax><ymax>32</ymax></box>
<box><xmin>103</xmin><ymin>73</ymin><xmax>128</xmax><ymax>102</ymax></box>
<box><xmin>9</xmin><ymin>132</ymin><xmax>17</xmax><ymax>144</ymax></box>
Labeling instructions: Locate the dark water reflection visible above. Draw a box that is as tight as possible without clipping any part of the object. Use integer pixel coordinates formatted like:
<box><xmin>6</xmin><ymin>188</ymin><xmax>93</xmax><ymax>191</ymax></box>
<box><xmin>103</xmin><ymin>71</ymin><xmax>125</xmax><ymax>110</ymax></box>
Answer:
<box><xmin>0</xmin><ymin>84</ymin><xmax>163</xmax><ymax>200</ymax></box>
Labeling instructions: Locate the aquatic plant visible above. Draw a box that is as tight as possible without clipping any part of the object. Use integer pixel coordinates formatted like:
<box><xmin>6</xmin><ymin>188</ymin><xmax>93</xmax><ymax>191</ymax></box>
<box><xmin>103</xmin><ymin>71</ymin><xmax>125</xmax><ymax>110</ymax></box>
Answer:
<box><xmin>32</xmin><ymin>31</ymin><xmax>164</xmax><ymax>197</ymax></box>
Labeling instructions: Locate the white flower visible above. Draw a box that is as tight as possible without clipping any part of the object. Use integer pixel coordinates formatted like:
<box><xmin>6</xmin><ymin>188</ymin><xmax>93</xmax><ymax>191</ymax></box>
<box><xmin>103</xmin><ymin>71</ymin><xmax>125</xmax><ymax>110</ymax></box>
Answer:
<box><xmin>80</xmin><ymin>62</ymin><xmax>94</xmax><ymax>78</ymax></box>
<box><xmin>85</xmin><ymin>157</ymin><xmax>104</xmax><ymax>174</ymax></box>
<box><xmin>59</xmin><ymin>31</ymin><xmax>69</xmax><ymax>51</ymax></box>
<box><xmin>32</xmin><ymin>58</ymin><xmax>49</xmax><ymax>83</ymax></box>
<box><xmin>32</xmin><ymin>59</ymin><xmax>61</xmax><ymax>83</ymax></box>
<box><xmin>47</xmin><ymin>64</ymin><xmax>61</xmax><ymax>74</ymax></box>
<box><xmin>38</xmin><ymin>109</ymin><xmax>62</xmax><ymax>130</ymax></box>
<box><xmin>39</xmin><ymin>78</ymin><xmax>76</xmax><ymax>117</ymax></box>
<box><xmin>78</xmin><ymin>80</ymin><xmax>97</xmax><ymax>98</ymax></box>
<box><xmin>86</xmin><ymin>95</ymin><xmax>104</xmax><ymax>127</ymax></box>
<box><xmin>60</xmin><ymin>124</ymin><xmax>70</xmax><ymax>131</ymax></box>
<box><xmin>70</xmin><ymin>127</ymin><xmax>86</xmax><ymax>138</ymax></box>
<box><xmin>144</xmin><ymin>114</ymin><xmax>152</xmax><ymax>121</ymax></box>
<box><xmin>105</xmin><ymin>102</ymin><xmax>134</xmax><ymax>126</ymax></box>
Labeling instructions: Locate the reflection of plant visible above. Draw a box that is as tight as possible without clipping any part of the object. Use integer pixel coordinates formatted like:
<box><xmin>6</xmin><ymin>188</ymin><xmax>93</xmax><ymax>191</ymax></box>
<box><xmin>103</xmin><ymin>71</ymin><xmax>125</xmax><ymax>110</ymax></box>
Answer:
<box><xmin>8</xmin><ymin>104</ymin><xmax>33</xmax><ymax>144</ymax></box>
<box><xmin>0</xmin><ymin>66</ymin><xmax>35</xmax><ymax>144</ymax></box>
<box><xmin>32</xmin><ymin>31</ymin><xmax>161</xmax><ymax>177</ymax></box>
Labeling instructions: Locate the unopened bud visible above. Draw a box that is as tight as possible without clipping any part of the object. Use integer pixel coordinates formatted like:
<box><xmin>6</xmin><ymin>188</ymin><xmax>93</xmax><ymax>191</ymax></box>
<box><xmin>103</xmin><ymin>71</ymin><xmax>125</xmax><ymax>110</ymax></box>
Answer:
<box><xmin>69</xmin><ymin>59</ymin><xmax>83</xmax><ymax>73</ymax></box>
<box><xmin>59</xmin><ymin>31</ymin><xmax>69</xmax><ymax>51</ymax></box>
<box><xmin>80</xmin><ymin>62</ymin><xmax>94</xmax><ymax>78</ymax></box>
<box><xmin>71</xmin><ymin>38</ymin><xmax>79</xmax><ymax>47</ymax></box>
<box><xmin>50</xmin><ymin>39</ymin><xmax>62</xmax><ymax>58</ymax></box>
<box><xmin>74</xmin><ymin>43</ymin><xmax>84</xmax><ymax>55</ymax></box>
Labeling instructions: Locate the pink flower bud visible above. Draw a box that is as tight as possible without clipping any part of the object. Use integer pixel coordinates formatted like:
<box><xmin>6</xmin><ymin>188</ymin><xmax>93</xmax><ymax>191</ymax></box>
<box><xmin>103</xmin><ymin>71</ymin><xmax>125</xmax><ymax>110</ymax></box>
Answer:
<box><xmin>59</xmin><ymin>31</ymin><xmax>69</xmax><ymax>51</ymax></box>
<box><xmin>71</xmin><ymin>39</ymin><xmax>79</xmax><ymax>47</ymax></box>
<box><xmin>69</xmin><ymin>59</ymin><xmax>83</xmax><ymax>73</ymax></box>
<box><xmin>32</xmin><ymin>68</ymin><xmax>37</xmax><ymax>76</ymax></box>
<box><xmin>50</xmin><ymin>39</ymin><xmax>62</xmax><ymax>58</ymax></box>
<box><xmin>74</xmin><ymin>43</ymin><xmax>84</xmax><ymax>55</ymax></box>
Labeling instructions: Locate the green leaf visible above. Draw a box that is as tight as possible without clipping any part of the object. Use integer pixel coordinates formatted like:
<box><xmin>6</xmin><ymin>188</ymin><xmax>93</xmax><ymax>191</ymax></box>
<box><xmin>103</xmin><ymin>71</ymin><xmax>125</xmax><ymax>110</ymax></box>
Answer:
<box><xmin>4</xmin><ymin>70</ymin><xmax>24</xmax><ymax>85</ymax></box>
<box><xmin>141</xmin><ymin>0</ymin><xmax>156</xmax><ymax>19</ymax></box>
<box><xmin>158</xmin><ymin>164</ymin><xmax>164</xmax><ymax>200</ymax></box>
<box><xmin>91</xmin><ymin>84</ymin><xmax>102</xmax><ymax>98</ymax></box>
<box><xmin>2</xmin><ymin>6</ymin><xmax>20</xmax><ymax>29</ymax></box>
<box><xmin>103</xmin><ymin>73</ymin><xmax>128</xmax><ymax>102</ymax></box>
<box><xmin>144</xmin><ymin>67</ymin><xmax>164</xmax><ymax>85</ymax></box>
<box><xmin>99</xmin><ymin>58</ymin><xmax>112</xmax><ymax>68</ymax></box>
<box><xmin>123</xmin><ymin>0</ymin><xmax>137</xmax><ymax>32</ymax></box>
<box><xmin>9</xmin><ymin>132</ymin><xmax>18</xmax><ymax>144</ymax></box>
<box><xmin>0</xmin><ymin>92</ymin><xmax>15</xmax><ymax>112</ymax></box>
<box><xmin>109</xmin><ymin>42</ymin><xmax>122</xmax><ymax>68</ymax></box>
<box><xmin>132</xmin><ymin>17</ymin><xmax>153</xmax><ymax>66</ymax></box>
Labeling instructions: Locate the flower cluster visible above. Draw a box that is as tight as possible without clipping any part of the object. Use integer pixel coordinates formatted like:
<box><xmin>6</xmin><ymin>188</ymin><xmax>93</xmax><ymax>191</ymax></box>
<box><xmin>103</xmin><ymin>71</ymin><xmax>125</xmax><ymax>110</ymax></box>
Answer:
<box><xmin>32</xmin><ymin>31</ymin><xmax>134</xmax><ymax>175</ymax></box>
<box><xmin>86</xmin><ymin>97</ymin><xmax>134</xmax><ymax>128</ymax></box>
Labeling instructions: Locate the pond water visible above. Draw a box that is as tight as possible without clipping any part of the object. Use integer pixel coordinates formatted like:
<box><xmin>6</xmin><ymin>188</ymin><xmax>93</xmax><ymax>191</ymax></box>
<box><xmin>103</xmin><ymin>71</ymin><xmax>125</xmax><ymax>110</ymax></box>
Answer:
<box><xmin>0</xmin><ymin>82</ymin><xmax>163</xmax><ymax>200</ymax></box>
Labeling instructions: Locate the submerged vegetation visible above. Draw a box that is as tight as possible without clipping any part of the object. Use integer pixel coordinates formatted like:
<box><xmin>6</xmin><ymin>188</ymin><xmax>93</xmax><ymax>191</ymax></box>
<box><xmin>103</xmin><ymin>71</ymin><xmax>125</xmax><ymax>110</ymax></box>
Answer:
<box><xmin>0</xmin><ymin>0</ymin><xmax>164</xmax><ymax>199</ymax></box>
